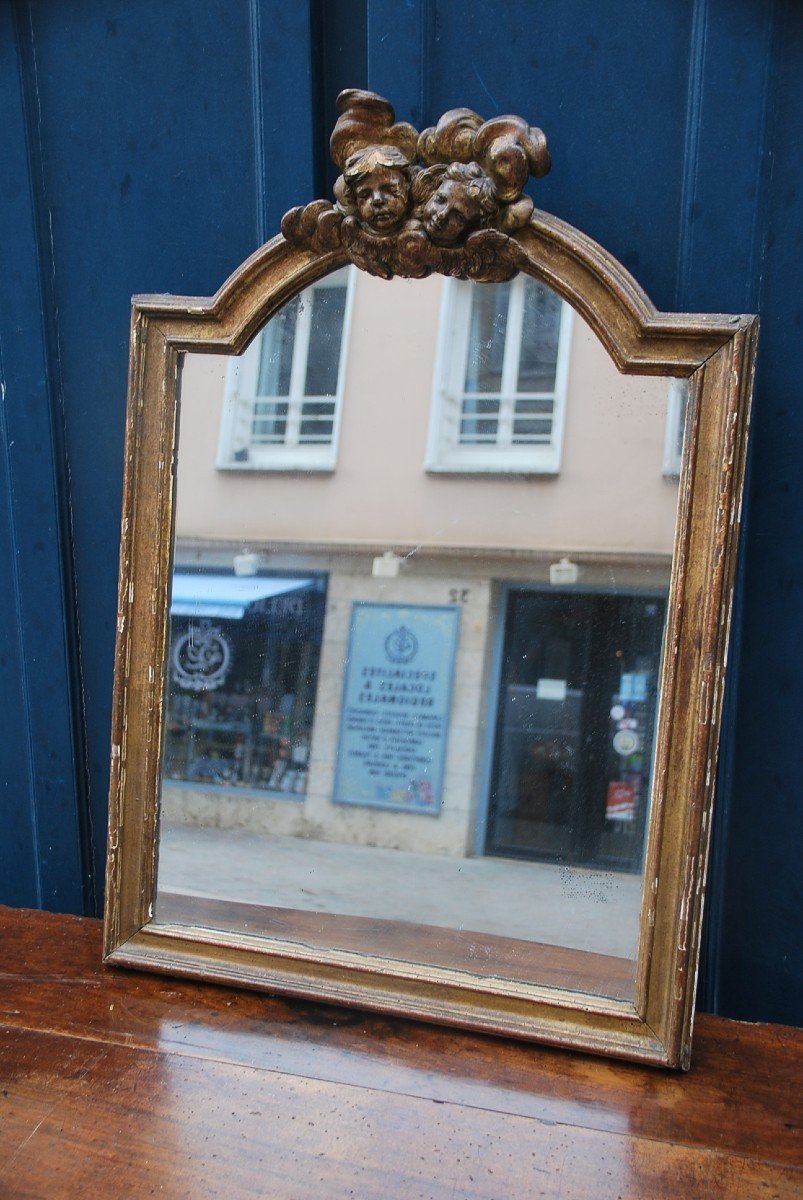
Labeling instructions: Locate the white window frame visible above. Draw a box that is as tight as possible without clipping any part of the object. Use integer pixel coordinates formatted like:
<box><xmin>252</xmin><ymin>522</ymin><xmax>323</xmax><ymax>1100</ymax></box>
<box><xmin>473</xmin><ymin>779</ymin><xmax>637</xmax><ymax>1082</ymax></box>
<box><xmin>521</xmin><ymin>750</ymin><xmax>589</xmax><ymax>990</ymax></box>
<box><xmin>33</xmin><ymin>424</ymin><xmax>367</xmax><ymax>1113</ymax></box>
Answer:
<box><xmin>425</xmin><ymin>275</ymin><xmax>573</xmax><ymax>475</ymax></box>
<box><xmin>662</xmin><ymin>378</ymin><xmax>689</xmax><ymax>478</ymax></box>
<box><xmin>217</xmin><ymin>267</ymin><xmax>355</xmax><ymax>472</ymax></box>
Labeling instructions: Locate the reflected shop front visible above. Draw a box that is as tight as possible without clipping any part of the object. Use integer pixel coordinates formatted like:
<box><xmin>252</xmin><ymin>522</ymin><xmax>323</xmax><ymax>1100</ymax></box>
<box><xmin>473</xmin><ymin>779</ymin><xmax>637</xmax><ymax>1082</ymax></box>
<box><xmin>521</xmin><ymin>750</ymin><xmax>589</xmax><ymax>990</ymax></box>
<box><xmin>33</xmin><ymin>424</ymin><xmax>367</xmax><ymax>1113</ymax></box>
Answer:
<box><xmin>164</xmin><ymin>572</ymin><xmax>327</xmax><ymax>794</ymax></box>
<box><xmin>157</xmin><ymin>266</ymin><xmax>682</xmax><ymax>983</ymax></box>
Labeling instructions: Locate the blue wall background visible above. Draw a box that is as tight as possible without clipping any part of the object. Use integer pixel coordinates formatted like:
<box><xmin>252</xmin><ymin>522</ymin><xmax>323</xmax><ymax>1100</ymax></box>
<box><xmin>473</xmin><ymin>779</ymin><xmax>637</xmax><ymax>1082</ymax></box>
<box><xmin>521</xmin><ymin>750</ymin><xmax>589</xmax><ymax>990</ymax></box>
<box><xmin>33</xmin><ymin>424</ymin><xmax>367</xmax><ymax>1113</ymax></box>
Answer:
<box><xmin>1</xmin><ymin>0</ymin><xmax>800</xmax><ymax>1025</ymax></box>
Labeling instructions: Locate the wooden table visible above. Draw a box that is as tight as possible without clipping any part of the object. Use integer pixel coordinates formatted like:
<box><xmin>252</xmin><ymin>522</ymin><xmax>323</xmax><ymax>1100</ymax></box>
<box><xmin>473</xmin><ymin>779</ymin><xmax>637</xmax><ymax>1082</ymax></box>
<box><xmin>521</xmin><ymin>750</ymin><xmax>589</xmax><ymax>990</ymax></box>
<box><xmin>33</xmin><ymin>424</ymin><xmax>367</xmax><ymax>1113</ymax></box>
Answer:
<box><xmin>1</xmin><ymin>906</ymin><xmax>800</xmax><ymax>1198</ymax></box>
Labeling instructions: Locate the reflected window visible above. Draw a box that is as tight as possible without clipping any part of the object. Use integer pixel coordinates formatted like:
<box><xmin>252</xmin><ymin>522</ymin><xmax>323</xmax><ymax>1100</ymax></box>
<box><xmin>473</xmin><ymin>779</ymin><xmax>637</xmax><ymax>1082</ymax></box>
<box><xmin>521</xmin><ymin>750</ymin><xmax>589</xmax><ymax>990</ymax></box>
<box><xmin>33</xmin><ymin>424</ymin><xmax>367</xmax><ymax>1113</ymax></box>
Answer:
<box><xmin>217</xmin><ymin>268</ymin><xmax>354</xmax><ymax>470</ymax></box>
<box><xmin>426</xmin><ymin>276</ymin><xmax>573</xmax><ymax>473</ymax></box>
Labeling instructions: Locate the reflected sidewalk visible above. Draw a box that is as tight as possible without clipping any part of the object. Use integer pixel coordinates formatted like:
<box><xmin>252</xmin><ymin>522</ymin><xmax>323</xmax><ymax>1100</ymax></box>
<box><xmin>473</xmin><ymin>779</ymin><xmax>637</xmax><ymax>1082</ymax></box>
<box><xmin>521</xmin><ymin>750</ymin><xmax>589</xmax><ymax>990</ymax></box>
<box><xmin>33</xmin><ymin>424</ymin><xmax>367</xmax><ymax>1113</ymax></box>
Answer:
<box><xmin>158</xmin><ymin>822</ymin><xmax>643</xmax><ymax>960</ymax></box>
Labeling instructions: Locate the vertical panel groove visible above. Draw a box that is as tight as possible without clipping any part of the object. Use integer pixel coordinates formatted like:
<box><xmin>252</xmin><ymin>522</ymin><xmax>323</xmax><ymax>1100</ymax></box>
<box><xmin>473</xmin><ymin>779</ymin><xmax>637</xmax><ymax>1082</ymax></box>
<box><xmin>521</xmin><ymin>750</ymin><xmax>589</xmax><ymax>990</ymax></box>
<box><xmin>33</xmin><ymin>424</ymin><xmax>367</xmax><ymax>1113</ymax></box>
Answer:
<box><xmin>691</xmin><ymin>0</ymin><xmax>777</xmax><ymax>1017</ymax></box>
<box><xmin>675</xmin><ymin>0</ymin><xmax>709</xmax><ymax>310</ymax></box>
<box><xmin>249</xmin><ymin>0</ymin><xmax>268</xmax><ymax>245</ymax></box>
<box><xmin>741</xmin><ymin>3</ymin><xmax>781</xmax><ymax>315</ymax></box>
<box><xmin>0</xmin><ymin>345</ymin><xmax>41</xmax><ymax>907</ymax></box>
<box><xmin>310</xmin><ymin>0</ymin><xmax>368</xmax><ymax>197</ymax></box>
<box><xmin>249</xmin><ymin>0</ymin><xmax>317</xmax><ymax>232</ymax></box>
<box><xmin>21</xmin><ymin>2</ymin><xmax>96</xmax><ymax>915</ymax></box>
<box><xmin>367</xmin><ymin>0</ymin><xmax>427</xmax><ymax>125</ymax></box>
<box><xmin>2</xmin><ymin>0</ymin><xmax>94</xmax><ymax>912</ymax></box>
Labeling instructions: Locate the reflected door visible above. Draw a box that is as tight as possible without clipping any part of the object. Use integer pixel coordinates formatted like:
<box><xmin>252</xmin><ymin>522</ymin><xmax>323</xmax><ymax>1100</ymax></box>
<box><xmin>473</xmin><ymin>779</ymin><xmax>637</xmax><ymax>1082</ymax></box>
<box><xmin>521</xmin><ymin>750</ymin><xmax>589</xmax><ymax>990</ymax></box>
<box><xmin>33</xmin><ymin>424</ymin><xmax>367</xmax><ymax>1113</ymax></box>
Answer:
<box><xmin>486</xmin><ymin>588</ymin><xmax>667</xmax><ymax>872</ymax></box>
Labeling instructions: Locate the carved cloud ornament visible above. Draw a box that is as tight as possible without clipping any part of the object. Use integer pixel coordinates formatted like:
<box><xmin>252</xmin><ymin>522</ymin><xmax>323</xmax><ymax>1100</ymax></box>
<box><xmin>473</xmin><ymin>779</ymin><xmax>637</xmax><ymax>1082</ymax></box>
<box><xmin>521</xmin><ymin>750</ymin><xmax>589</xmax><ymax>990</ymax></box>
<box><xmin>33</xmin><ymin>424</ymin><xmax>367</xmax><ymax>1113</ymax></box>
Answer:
<box><xmin>281</xmin><ymin>89</ymin><xmax>551</xmax><ymax>282</ymax></box>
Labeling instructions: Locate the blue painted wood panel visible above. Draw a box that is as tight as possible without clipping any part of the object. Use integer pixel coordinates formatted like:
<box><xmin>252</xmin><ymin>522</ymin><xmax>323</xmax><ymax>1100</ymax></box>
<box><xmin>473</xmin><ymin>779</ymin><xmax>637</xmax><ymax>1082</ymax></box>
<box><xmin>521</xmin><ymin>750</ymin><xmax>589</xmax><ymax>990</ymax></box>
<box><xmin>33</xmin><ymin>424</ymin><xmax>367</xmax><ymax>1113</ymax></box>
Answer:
<box><xmin>8</xmin><ymin>0</ymin><xmax>316</xmax><ymax>905</ymax></box>
<box><xmin>1</xmin><ymin>0</ymin><xmax>799</xmax><ymax>1023</ymax></box>
<box><xmin>372</xmin><ymin>0</ymin><xmax>695</xmax><ymax>307</ymax></box>
<box><xmin>21</xmin><ymin>0</ymin><xmax>253</xmax><ymax>902</ymax></box>
<box><xmin>1</xmin><ymin>4</ymin><xmax>88</xmax><ymax>911</ymax></box>
<box><xmin>367</xmin><ymin>0</ymin><xmax>803</xmax><ymax>1025</ymax></box>
<box><xmin>711</xmin><ymin>2</ymin><xmax>803</xmax><ymax>1025</ymax></box>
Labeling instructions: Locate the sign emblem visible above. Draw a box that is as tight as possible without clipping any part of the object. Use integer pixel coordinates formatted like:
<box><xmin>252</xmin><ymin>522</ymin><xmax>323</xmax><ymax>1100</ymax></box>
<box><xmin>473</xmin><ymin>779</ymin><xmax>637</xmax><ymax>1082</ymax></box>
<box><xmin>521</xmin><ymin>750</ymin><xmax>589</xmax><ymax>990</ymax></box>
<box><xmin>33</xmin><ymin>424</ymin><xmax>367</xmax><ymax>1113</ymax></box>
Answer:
<box><xmin>172</xmin><ymin>621</ymin><xmax>231</xmax><ymax>691</ymax></box>
<box><xmin>612</xmin><ymin>728</ymin><xmax>640</xmax><ymax>757</ymax></box>
<box><xmin>384</xmin><ymin>625</ymin><xmax>419</xmax><ymax>664</ymax></box>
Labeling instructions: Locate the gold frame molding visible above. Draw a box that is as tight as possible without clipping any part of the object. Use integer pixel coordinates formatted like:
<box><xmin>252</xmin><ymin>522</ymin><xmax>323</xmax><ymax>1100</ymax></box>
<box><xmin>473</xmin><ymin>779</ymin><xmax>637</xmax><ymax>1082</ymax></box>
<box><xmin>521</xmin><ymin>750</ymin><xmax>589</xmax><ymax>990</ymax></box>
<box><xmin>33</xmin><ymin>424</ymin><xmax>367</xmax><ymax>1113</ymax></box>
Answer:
<box><xmin>103</xmin><ymin>93</ymin><xmax>756</xmax><ymax>1069</ymax></box>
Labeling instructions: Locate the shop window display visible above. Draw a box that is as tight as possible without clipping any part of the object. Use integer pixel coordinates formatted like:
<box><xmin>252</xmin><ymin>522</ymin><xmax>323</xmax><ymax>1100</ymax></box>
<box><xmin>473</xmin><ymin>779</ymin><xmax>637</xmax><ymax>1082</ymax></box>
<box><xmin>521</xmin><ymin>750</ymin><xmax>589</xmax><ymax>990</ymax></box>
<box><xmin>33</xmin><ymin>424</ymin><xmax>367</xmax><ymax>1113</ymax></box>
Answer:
<box><xmin>163</xmin><ymin>571</ymin><xmax>327</xmax><ymax>797</ymax></box>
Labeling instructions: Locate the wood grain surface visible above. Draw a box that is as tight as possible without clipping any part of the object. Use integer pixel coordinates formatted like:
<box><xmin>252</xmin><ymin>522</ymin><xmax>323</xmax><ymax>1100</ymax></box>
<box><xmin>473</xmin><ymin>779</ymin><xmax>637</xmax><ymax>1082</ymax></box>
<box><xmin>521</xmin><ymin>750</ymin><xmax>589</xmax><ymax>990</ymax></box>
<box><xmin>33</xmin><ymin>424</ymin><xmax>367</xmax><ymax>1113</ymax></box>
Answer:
<box><xmin>1</xmin><ymin>907</ymin><xmax>801</xmax><ymax>1199</ymax></box>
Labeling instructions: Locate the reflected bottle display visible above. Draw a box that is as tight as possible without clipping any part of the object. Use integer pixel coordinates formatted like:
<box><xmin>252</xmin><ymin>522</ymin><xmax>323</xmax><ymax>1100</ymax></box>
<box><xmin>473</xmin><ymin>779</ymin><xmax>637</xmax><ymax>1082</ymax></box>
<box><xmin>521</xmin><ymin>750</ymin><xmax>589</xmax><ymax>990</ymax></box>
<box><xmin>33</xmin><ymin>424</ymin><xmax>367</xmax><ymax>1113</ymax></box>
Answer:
<box><xmin>157</xmin><ymin>266</ymin><xmax>685</xmax><ymax>995</ymax></box>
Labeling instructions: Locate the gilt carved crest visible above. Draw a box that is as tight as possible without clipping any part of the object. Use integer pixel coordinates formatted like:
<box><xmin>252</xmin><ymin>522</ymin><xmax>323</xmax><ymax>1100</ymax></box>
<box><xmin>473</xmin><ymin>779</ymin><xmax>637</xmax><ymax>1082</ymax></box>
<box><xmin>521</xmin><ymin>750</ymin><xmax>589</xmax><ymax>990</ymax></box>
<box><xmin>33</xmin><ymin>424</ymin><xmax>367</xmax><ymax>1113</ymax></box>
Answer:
<box><xmin>281</xmin><ymin>89</ymin><xmax>550</xmax><ymax>282</ymax></box>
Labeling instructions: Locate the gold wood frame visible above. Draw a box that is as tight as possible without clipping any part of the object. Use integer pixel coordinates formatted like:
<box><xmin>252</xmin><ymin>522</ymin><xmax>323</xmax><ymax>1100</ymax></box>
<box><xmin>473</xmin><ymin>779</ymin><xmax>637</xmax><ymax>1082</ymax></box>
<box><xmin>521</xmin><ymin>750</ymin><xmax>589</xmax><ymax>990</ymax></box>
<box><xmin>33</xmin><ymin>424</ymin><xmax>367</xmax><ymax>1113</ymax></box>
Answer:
<box><xmin>104</xmin><ymin>93</ymin><xmax>756</xmax><ymax>1069</ymax></box>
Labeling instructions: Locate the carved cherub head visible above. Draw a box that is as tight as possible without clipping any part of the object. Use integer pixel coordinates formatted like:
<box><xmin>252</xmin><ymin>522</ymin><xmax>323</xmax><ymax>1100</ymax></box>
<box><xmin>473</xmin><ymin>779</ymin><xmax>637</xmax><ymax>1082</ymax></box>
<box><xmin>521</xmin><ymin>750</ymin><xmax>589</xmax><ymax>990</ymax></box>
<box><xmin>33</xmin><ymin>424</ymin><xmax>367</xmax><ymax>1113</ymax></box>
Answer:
<box><xmin>283</xmin><ymin>89</ymin><xmax>549</xmax><ymax>275</ymax></box>
<box><xmin>412</xmin><ymin>162</ymin><xmax>499</xmax><ymax>246</ymax></box>
<box><xmin>337</xmin><ymin>144</ymin><xmax>416</xmax><ymax>234</ymax></box>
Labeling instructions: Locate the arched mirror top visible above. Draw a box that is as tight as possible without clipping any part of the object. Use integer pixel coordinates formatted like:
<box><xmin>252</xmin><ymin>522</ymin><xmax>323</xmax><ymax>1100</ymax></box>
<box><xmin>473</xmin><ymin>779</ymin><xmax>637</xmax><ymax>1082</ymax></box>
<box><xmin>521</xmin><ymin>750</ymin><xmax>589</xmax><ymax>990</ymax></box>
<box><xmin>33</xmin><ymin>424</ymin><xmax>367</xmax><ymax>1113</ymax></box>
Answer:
<box><xmin>133</xmin><ymin>90</ymin><xmax>750</xmax><ymax>375</ymax></box>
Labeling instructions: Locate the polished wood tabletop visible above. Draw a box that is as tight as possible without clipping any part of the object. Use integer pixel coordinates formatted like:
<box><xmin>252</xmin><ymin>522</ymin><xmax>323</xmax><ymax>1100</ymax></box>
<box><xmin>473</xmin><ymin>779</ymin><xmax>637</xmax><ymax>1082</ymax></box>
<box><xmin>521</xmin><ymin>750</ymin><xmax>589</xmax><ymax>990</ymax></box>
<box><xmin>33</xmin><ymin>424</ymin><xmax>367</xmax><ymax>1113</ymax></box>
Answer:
<box><xmin>0</xmin><ymin>905</ymin><xmax>800</xmax><ymax>1198</ymax></box>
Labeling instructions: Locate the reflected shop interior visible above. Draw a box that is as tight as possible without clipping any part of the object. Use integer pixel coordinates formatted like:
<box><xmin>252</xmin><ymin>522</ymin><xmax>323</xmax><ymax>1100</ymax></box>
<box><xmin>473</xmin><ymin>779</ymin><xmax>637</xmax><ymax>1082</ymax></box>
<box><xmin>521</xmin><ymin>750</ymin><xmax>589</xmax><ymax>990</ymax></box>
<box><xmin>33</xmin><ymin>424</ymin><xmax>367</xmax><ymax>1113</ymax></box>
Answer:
<box><xmin>155</xmin><ymin>267</ymin><xmax>685</xmax><ymax>1001</ymax></box>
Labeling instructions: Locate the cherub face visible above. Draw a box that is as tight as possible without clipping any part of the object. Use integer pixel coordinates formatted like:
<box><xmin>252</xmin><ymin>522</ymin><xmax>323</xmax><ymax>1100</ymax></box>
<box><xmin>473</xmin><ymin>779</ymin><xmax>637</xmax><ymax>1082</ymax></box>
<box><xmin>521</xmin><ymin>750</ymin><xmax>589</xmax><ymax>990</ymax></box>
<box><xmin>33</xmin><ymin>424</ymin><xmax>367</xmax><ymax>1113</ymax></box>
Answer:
<box><xmin>421</xmin><ymin>179</ymin><xmax>482</xmax><ymax>245</ymax></box>
<box><xmin>354</xmin><ymin>166</ymin><xmax>409</xmax><ymax>232</ymax></box>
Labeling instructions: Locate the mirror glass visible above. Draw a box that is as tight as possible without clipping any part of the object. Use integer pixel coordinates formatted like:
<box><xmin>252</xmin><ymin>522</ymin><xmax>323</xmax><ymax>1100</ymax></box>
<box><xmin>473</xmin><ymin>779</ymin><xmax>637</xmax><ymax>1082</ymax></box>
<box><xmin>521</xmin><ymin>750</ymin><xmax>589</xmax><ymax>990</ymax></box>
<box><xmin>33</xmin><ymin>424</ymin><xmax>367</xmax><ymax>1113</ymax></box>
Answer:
<box><xmin>154</xmin><ymin>267</ymin><xmax>686</xmax><ymax>1002</ymax></box>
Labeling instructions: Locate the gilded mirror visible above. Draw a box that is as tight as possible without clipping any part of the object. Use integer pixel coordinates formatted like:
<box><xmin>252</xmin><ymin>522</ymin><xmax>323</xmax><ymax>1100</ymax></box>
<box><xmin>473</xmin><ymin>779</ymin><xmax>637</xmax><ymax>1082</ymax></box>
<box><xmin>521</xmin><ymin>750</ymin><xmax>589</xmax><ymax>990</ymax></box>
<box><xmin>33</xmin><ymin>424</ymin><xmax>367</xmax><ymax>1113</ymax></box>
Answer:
<box><xmin>104</xmin><ymin>91</ymin><xmax>756</xmax><ymax>1068</ymax></box>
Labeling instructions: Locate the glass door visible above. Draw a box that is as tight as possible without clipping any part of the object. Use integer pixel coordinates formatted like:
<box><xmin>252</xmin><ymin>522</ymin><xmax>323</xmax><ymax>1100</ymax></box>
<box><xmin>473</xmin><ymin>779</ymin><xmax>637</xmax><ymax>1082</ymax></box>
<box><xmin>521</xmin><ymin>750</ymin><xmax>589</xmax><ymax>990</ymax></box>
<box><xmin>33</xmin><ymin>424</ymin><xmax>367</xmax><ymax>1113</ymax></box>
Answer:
<box><xmin>485</xmin><ymin>588</ymin><xmax>667</xmax><ymax>871</ymax></box>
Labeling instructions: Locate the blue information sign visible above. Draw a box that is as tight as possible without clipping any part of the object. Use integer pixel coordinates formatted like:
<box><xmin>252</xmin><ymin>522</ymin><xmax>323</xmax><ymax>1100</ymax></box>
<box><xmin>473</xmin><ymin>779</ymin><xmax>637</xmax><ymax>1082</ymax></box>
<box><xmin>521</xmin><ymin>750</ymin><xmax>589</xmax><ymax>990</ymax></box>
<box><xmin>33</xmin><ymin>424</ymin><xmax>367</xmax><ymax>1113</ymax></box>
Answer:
<box><xmin>333</xmin><ymin>603</ymin><xmax>460</xmax><ymax>815</ymax></box>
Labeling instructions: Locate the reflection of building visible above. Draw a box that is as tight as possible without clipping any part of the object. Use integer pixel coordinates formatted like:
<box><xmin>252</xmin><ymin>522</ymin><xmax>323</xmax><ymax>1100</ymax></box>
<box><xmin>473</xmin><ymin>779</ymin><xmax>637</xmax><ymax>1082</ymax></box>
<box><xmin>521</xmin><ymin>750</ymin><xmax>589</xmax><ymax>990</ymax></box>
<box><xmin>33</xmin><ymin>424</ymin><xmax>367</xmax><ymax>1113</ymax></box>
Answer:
<box><xmin>165</xmin><ymin>268</ymin><xmax>681</xmax><ymax>873</ymax></box>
